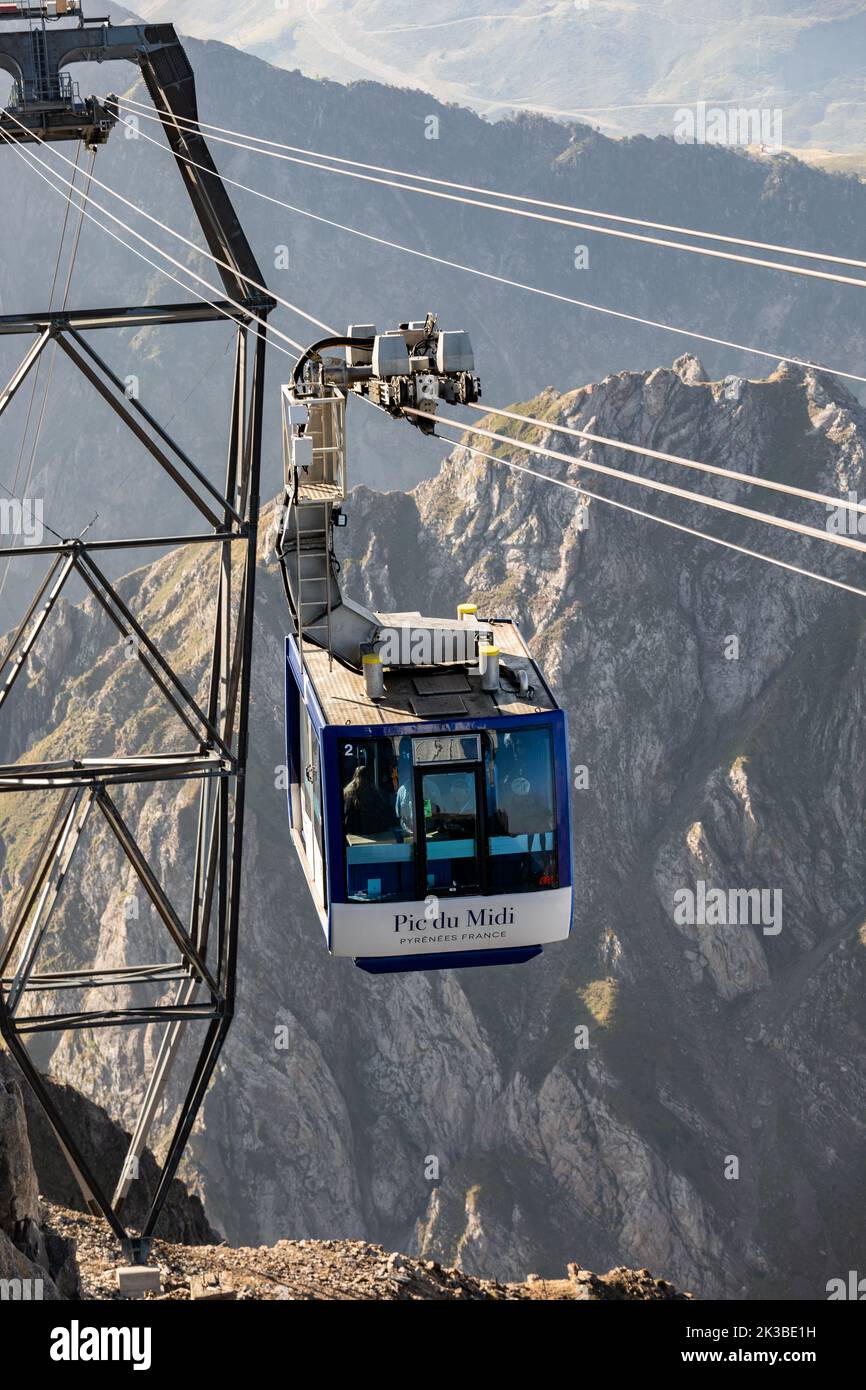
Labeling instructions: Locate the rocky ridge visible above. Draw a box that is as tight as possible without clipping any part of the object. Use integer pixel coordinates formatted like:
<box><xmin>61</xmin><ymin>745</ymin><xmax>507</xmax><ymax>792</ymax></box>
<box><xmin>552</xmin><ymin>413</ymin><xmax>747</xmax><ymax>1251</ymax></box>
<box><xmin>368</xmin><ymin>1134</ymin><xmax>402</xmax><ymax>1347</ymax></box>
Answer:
<box><xmin>0</xmin><ymin>1069</ymin><xmax>79</xmax><ymax>1298</ymax></box>
<box><xmin>0</xmin><ymin>1049</ymin><xmax>215</xmax><ymax>1246</ymax></box>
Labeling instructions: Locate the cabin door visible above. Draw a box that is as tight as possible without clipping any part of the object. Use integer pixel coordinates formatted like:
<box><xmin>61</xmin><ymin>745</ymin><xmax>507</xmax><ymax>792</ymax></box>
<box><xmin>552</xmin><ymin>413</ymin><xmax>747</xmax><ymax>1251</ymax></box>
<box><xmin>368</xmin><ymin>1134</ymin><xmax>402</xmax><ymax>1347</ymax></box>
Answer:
<box><xmin>300</xmin><ymin>708</ymin><xmax>326</xmax><ymax>905</ymax></box>
<box><xmin>415</xmin><ymin>762</ymin><xmax>484</xmax><ymax>898</ymax></box>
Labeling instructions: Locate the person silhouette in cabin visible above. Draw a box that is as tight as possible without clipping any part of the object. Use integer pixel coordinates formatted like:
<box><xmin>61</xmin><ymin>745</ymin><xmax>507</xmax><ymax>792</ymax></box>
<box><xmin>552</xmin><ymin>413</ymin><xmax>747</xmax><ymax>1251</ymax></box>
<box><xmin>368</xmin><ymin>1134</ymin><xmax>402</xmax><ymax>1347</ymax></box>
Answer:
<box><xmin>343</xmin><ymin>762</ymin><xmax>394</xmax><ymax>836</ymax></box>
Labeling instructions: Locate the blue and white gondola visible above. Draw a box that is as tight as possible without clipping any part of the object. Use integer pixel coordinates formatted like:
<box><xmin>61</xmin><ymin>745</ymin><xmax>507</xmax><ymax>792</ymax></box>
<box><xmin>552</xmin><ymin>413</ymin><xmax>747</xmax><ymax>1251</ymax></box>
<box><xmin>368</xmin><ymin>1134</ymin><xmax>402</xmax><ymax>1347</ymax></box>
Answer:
<box><xmin>284</xmin><ymin>619</ymin><xmax>572</xmax><ymax>973</ymax></box>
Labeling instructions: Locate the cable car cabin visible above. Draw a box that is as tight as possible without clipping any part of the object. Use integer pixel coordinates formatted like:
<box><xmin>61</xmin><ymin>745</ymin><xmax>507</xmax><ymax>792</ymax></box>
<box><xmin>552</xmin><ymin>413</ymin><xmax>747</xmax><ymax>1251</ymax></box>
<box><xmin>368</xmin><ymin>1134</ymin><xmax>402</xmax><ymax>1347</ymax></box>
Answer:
<box><xmin>284</xmin><ymin>619</ymin><xmax>572</xmax><ymax>974</ymax></box>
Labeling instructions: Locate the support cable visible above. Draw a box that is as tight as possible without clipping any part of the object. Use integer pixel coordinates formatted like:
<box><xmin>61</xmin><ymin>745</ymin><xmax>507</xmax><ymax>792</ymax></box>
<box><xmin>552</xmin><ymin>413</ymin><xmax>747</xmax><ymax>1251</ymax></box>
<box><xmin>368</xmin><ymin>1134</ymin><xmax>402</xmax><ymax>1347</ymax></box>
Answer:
<box><xmin>465</xmin><ymin>400</ymin><xmax>866</xmax><ymax>520</ymax></box>
<box><xmin>116</xmin><ymin>95</ymin><xmax>866</xmax><ymax>274</ymax></box>
<box><xmin>0</xmin><ymin>127</ymin><xmax>303</xmax><ymax>361</ymax></box>
<box><xmin>1</xmin><ymin>107</ymin><xmax>330</xmax><ymax>338</ymax></box>
<box><xmin>112</xmin><ymin>99</ymin><xmax>866</xmax><ymax>290</ymax></box>
<box><xmin>18</xmin><ymin>129</ymin><xmax>862</xmax><ymax>601</ymax></box>
<box><xmin>414</xmin><ymin>407</ymin><xmax>866</xmax><ymax>558</ymax></box>
<box><xmin>0</xmin><ymin>145</ymin><xmax>86</xmax><ymax>601</ymax></box>
<box><xmin>434</xmin><ymin>432</ymin><xmax>866</xmax><ymax>603</ymax></box>
<box><xmin>111</xmin><ymin>110</ymin><xmax>866</xmax><ymax>391</ymax></box>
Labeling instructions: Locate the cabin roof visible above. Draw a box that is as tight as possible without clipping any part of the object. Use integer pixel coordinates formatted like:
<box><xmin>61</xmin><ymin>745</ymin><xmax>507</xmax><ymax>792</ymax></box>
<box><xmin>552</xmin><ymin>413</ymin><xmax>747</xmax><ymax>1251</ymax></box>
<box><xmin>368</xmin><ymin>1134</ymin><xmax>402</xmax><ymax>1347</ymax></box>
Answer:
<box><xmin>300</xmin><ymin>619</ymin><xmax>558</xmax><ymax>728</ymax></box>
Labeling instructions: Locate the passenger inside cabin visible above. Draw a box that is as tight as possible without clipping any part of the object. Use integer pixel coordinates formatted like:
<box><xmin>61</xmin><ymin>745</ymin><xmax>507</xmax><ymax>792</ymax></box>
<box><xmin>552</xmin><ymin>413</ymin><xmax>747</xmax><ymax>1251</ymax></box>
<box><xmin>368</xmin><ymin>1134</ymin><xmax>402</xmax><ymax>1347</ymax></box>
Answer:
<box><xmin>395</xmin><ymin>743</ymin><xmax>415</xmax><ymax>834</ymax></box>
<box><xmin>343</xmin><ymin>762</ymin><xmax>395</xmax><ymax>836</ymax></box>
<box><xmin>422</xmin><ymin>771</ymin><xmax>479</xmax><ymax>847</ymax></box>
<box><xmin>430</xmin><ymin>772</ymin><xmax>475</xmax><ymax>816</ymax></box>
<box><xmin>395</xmin><ymin>778</ymin><xmax>413</xmax><ymax>834</ymax></box>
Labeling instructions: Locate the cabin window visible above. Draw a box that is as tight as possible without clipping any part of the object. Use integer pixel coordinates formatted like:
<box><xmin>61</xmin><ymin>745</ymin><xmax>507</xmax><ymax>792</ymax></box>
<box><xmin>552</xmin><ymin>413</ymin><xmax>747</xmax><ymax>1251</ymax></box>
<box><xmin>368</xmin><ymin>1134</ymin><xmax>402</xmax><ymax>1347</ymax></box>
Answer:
<box><xmin>420</xmin><ymin>768</ymin><xmax>481</xmax><ymax>893</ymax></box>
<box><xmin>340</xmin><ymin>736</ymin><xmax>415</xmax><ymax>902</ymax></box>
<box><xmin>340</xmin><ymin>725</ymin><xmax>558</xmax><ymax>903</ymax></box>
<box><xmin>484</xmin><ymin>727</ymin><xmax>558</xmax><ymax>892</ymax></box>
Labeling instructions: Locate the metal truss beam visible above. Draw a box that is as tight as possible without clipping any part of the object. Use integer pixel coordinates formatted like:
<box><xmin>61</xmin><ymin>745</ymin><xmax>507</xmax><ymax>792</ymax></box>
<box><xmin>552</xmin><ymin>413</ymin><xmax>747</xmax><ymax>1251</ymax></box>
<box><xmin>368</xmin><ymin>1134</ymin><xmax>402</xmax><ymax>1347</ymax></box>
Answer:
<box><xmin>0</xmin><ymin>531</ymin><xmax>243</xmax><ymax>559</ymax></box>
<box><xmin>0</xmin><ymin>754</ymin><xmax>230</xmax><ymax>791</ymax></box>
<box><xmin>4</xmin><ymin>963</ymin><xmax>189</xmax><ymax>991</ymax></box>
<box><xmin>0</xmin><ymin>26</ymin><xmax>272</xmax><ymax>1252</ymax></box>
<box><xmin>0</xmin><ymin>325</ymin><xmax>50</xmax><ymax>413</ymax></box>
<box><xmin>54</xmin><ymin>331</ymin><xmax>237</xmax><ymax>528</ymax></box>
<box><xmin>0</xmin><ymin>300</ymin><xmax>245</xmax><ymax>334</ymax></box>
<box><xmin>14</xmin><ymin>1004</ymin><xmax>221</xmax><ymax>1035</ymax></box>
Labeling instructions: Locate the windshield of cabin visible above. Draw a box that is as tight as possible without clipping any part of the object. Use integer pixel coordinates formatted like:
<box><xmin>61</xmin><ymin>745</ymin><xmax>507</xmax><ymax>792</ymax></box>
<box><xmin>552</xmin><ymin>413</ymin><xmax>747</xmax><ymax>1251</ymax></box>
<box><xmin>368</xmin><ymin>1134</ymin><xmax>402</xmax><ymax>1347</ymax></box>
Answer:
<box><xmin>339</xmin><ymin>727</ymin><xmax>558</xmax><ymax>903</ymax></box>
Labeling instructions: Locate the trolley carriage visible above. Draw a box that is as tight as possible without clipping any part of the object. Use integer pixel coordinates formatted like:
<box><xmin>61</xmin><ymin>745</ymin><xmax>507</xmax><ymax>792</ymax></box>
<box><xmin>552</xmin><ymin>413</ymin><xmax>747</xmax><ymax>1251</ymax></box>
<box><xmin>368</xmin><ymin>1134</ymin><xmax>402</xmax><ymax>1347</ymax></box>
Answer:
<box><xmin>279</xmin><ymin>317</ymin><xmax>574</xmax><ymax>971</ymax></box>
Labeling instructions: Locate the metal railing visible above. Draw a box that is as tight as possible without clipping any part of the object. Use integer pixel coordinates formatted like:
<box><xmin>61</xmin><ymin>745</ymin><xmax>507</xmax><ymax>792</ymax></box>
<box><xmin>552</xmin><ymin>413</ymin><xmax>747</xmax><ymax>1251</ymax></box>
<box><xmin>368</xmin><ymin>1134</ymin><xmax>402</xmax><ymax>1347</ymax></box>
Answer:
<box><xmin>9</xmin><ymin>71</ymin><xmax>82</xmax><ymax>109</ymax></box>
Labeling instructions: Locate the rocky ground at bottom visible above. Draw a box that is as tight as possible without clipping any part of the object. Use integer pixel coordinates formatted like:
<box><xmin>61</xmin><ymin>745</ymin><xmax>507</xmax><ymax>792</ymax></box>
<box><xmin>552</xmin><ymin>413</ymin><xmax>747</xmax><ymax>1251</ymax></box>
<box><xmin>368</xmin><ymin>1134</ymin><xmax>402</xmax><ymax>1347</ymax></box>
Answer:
<box><xmin>43</xmin><ymin>1204</ymin><xmax>692</xmax><ymax>1302</ymax></box>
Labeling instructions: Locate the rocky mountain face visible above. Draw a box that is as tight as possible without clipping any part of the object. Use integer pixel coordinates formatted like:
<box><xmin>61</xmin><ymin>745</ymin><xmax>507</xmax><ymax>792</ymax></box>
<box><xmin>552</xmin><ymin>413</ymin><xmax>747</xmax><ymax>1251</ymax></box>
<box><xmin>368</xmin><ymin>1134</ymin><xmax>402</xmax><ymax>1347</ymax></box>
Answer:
<box><xmin>126</xmin><ymin>0</ymin><xmax>866</xmax><ymax>152</ymax></box>
<box><xmin>1</xmin><ymin>1045</ymin><xmax>684</xmax><ymax>1301</ymax></box>
<box><xmin>0</xmin><ymin>1046</ymin><xmax>686</xmax><ymax>1301</ymax></box>
<box><xmin>0</xmin><ymin>1064</ymin><xmax>78</xmax><ymax>1297</ymax></box>
<box><xmin>2</xmin><ymin>352</ymin><xmax>865</xmax><ymax>1299</ymax></box>
<box><xmin>0</xmin><ymin>1051</ymin><xmax>216</xmax><ymax>1245</ymax></box>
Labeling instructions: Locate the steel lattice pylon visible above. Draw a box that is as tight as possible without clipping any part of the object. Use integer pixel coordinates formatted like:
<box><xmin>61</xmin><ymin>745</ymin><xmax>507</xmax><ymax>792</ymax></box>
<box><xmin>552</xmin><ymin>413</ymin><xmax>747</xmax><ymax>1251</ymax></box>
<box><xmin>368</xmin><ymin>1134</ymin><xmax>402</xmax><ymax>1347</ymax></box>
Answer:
<box><xmin>0</xmin><ymin>15</ymin><xmax>274</xmax><ymax>1256</ymax></box>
